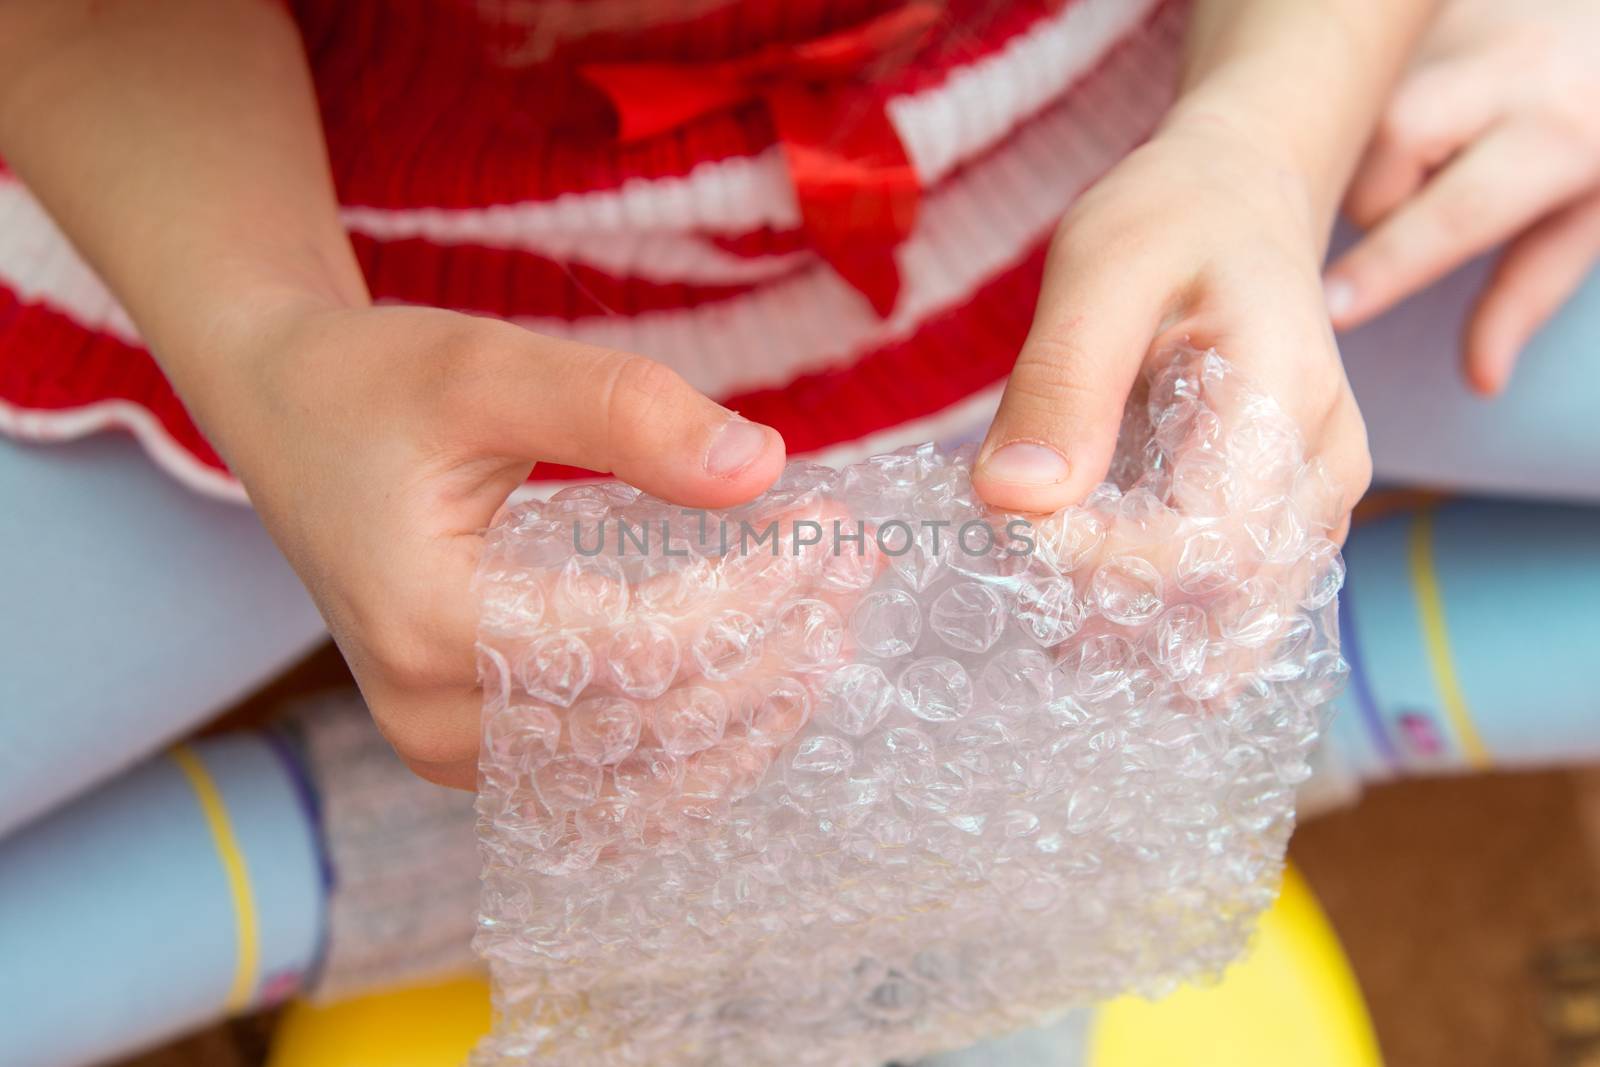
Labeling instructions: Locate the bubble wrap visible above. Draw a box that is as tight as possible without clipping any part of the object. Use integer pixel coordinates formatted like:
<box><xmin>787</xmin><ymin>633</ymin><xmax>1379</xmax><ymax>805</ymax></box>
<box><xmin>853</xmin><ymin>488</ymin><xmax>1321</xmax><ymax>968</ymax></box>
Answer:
<box><xmin>472</xmin><ymin>348</ymin><xmax>1349</xmax><ymax>1066</ymax></box>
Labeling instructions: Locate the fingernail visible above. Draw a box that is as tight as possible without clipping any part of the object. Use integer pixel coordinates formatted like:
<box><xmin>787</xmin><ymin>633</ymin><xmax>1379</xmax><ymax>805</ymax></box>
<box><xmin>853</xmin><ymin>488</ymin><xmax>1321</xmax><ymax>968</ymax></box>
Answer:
<box><xmin>980</xmin><ymin>442</ymin><xmax>1070</xmax><ymax>486</ymax></box>
<box><xmin>1324</xmin><ymin>276</ymin><xmax>1356</xmax><ymax>319</ymax></box>
<box><xmin>704</xmin><ymin>418</ymin><xmax>768</xmax><ymax>478</ymax></box>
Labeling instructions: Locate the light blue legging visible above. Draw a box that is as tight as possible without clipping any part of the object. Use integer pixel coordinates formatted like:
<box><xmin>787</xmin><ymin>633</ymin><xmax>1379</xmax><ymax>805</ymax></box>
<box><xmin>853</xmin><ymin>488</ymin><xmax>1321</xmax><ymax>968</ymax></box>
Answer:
<box><xmin>0</xmin><ymin>437</ymin><xmax>324</xmax><ymax>837</ymax></box>
<box><xmin>1336</xmin><ymin>244</ymin><xmax>1600</xmax><ymax>500</ymax></box>
<box><xmin>2</xmin><ymin>247</ymin><xmax>1598</xmax><ymax>843</ymax></box>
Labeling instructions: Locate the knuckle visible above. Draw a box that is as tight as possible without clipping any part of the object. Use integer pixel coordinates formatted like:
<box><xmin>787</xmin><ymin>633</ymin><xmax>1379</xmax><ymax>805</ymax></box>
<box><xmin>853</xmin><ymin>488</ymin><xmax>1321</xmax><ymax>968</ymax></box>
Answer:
<box><xmin>371</xmin><ymin>696</ymin><xmax>477</xmax><ymax>770</ymax></box>
<box><xmin>1382</xmin><ymin>73</ymin><xmax>1454</xmax><ymax>156</ymax></box>
<box><xmin>1351</xmin><ymin>453</ymin><xmax>1374</xmax><ymax>501</ymax></box>
<box><xmin>1010</xmin><ymin>337</ymin><xmax>1108</xmax><ymax>407</ymax></box>
<box><xmin>1357</xmin><ymin>224</ymin><xmax>1414</xmax><ymax>283</ymax></box>
<box><xmin>1321</xmin><ymin>404</ymin><xmax>1374</xmax><ymax>507</ymax></box>
<box><xmin>1343</xmin><ymin>198</ymin><xmax>1377</xmax><ymax>231</ymax></box>
<box><xmin>1021</xmin><ymin>329</ymin><xmax>1092</xmax><ymax>370</ymax></box>
<box><xmin>425</xmin><ymin>320</ymin><xmax>510</xmax><ymax>414</ymax></box>
<box><xmin>1422</xmin><ymin>188</ymin><xmax>1478</xmax><ymax>239</ymax></box>
<box><xmin>402</xmin><ymin>756</ymin><xmax>473</xmax><ymax>791</ymax></box>
<box><xmin>602</xmin><ymin>354</ymin><xmax>687</xmax><ymax>433</ymax></box>
<box><xmin>1339</xmin><ymin>435</ymin><xmax>1374</xmax><ymax>499</ymax></box>
<box><xmin>1341</xmin><ymin>454</ymin><xmax>1375</xmax><ymax>513</ymax></box>
<box><xmin>1544</xmin><ymin>106</ymin><xmax>1600</xmax><ymax>172</ymax></box>
<box><xmin>432</xmin><ymin>320</ymin><xmax>489</xmax><ymax>374</ymax></box>
<box><xmin>1049</xmin><ymin>213</ymin><xmax>1097</xmax><ymax>259</ymax></box>
<box><xmin>1343</xmin><ymin>176</ymin><xmax>1391</xmax><ymax>229</ymax></box>
<box><xmin>1377</xmin><ymin>100</ymin><xmax>1427</xmax><ymax>155</ymax></box>
<box><xmin>1307</xmin><ymin>368</ymin><xmax>1348</xmax><ymax>422</ymax></box>
<box><xmin>364</xmin><ymin>616</ymin><xmax>449</xmax><ymax>693</ymax></box>
<box><xmin>1053</xmin><ymin>210</ymin><xmax>1145</xmax><ymax>268</ymax></box>
<box><xmin>388</xmin><ymin>721</ymin><xmax>474</xmax><ymax>772</ymax></box>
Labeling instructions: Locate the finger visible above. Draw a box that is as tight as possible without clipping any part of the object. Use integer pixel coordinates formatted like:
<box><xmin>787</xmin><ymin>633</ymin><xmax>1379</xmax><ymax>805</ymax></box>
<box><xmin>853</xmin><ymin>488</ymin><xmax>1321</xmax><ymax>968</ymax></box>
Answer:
<box><xmin>973</xmin><ymin>230</ymin><xmax>1170</xmax><ymax>513</ymax></box>
<box><xmin>1165</xmin><ymin>275</ymin><xmax>1366</xmax><ymax>539</ymax></box>
<box><xmin>1465</xmin><ymin>190</ymin><xmax>1600</xmax><ymax>395</ymax></box>
<box><xmin>1342</xmin><ymin>57</ymin><xmax>1501</xmax><ymax>228</ymax></box>
<box><xmin>450</xmin><ymin>319</ymin><xmax>786</xmax><ymax>512</ymax></box>
<box><xmin>1326</xmin><ymin>123</ymin><xmax>1595</xmax><ymax>330</ymax></box>
<box><xmin>374</xmin><ymin>682</ymin><xmax>484</xmax><ymax>790</ymax></box>
<box><xmin>404</xmin><ymin>753</ymin><xmax>478</xmax><ymax>791</ymax></box>
<box><xmin>1330</xmin><ymin>514</ymin><xmax>1352</xmax><ymax>547</ymax></box>
<box><xmin>344</xmin><ymin>534</ymin><xmax>508</xmax><ymax>787</ymax></box>
<box><xmin>1312</xmin><ymin>390</ymin><xmax>1374</xmax><ymax>521</ymax></box>
<box><xmin>405</xmin><ymin>522</ymin><xmax>790</xmax><ymax>793</ymax></box>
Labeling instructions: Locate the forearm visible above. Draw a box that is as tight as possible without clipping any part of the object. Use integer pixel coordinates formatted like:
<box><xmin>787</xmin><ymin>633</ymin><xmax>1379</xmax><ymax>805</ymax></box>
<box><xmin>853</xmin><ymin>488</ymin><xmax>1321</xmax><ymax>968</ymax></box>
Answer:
<box><xmin>0</xmin><ymin>0</ymin><xmax>365</xmax><ymax>435</ymax></box>
<box><xmin>1166</xmin><ymin>0</ymin><xmax>1438</xmax><ymax>241</ymax></box>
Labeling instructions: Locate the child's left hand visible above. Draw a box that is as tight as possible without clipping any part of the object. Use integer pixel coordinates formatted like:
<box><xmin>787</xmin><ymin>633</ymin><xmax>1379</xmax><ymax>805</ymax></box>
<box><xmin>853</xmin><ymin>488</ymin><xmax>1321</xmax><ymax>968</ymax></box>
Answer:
<box><xmin>971</xmin><ymin>118</ymin><xmax>1371</xmax><ymax>543</ymax></box>
<box><xmin>1323</xmin><ymin>0</ymin><xmax>1600</xmax><ymax>395</ymax></box>
<box><xmin>970</xmin><ymin>0</ymin><xmax>1439</xmax><ymax>538</ymax></box>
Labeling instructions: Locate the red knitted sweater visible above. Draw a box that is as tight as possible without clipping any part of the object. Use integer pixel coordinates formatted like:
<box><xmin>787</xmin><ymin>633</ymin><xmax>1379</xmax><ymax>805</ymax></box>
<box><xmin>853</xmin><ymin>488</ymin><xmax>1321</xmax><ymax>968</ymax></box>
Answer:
<box><xmin>0</xmin><ymin>0</ymin><xmax>1184</xmax><ymax>500</ymax></box>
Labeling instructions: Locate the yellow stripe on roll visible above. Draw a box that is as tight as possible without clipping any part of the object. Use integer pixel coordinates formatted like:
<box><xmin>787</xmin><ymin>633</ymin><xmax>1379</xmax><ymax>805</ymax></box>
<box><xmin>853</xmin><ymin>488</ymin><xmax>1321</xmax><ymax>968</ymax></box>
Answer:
<box><xmin>171</xmin><ymin>744</ymin><xmax>261</xmax><ymax>1011</ymax></box>
<box><xmin>1408</xmin><ymin>508</ymin><xmax>1490</xmax><ymax>769</ymax></box>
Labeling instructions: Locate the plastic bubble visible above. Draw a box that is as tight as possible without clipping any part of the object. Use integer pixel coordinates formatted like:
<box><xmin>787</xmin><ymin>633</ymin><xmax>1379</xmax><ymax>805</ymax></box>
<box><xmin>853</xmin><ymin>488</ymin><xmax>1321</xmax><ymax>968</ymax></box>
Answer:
<box><xmin>850</xmin><ymin>589</ymin><xmax>924</xmax><ymax>658</ymax></box>
<box><xmin>473</xmin><ymin>347</ymin><xmax>1346</xmax><ymax>1066</ymax></box>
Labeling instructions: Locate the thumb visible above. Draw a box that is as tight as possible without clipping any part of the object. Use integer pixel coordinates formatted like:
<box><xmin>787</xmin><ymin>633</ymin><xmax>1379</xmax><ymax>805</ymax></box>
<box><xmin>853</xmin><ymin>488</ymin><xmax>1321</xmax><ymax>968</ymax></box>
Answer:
<box><xmin>458</xmin><ymin>320</ymin><xmax>786</xmax><ymax>510</ymax></box>
<box><xmin>973</xmin><ymin>239</ymin><xmax>1166</xmax><ymax>513</ymax></box>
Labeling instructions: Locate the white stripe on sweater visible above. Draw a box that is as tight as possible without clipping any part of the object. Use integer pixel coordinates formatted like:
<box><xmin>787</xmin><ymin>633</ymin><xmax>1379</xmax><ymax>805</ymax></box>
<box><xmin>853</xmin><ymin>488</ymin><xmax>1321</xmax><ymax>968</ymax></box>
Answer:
<box><xmin>341</xmin><ymin>152</ymin><xmax>806</xmax><ymax>277</ymax></box>
<box><xmin>499</xmin><ymin>24</ymin><xmax>1177</xmax><ymax>396</ymax></box>
<box><xmin>0</xmin><ymin>186</ymin><xmax>140</xmax><ymax>344</ymax></box>
<box><xmin>0</xmin><ymin>395</ymin><xmax>249</xmax><ymax>501</ymax></box>
<box><xmin>340</xmin><ymin>0</ymin><xmax>1167</xmax><ymax>248</ymax></box>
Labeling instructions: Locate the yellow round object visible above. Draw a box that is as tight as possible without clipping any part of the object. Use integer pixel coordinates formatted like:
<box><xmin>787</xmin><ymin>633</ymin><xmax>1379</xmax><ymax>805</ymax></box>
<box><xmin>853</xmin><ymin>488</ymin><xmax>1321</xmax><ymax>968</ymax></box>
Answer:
<box><xmin>267</xmin><ymin>868</ymin><xmax>1377</xmax><ymax>1067</ymax></box>
<box><xmin>266</xmin><ymin>974</ymin><xmax>491</xmax><ymax>1067</ymax></box>
<box><xmin>1089</xmin><ymin>866</ymin><xmax>1382</xmax><ymax>1067</ymax></box>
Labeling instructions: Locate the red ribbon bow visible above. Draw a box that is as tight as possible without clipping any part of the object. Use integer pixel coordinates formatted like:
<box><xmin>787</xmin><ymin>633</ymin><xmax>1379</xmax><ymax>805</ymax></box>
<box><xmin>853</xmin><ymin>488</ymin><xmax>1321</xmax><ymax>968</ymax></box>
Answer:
<box><xmin>580</xmin><ymin>3</ymin><xmax>941</xmax><ymax>316</ymax></box>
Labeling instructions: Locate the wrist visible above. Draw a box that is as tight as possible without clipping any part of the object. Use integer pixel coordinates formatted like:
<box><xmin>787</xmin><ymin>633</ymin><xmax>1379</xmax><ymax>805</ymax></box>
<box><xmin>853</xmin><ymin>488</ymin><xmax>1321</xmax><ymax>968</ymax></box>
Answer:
<box><xmin>159</xmin><ymin>278</ymin><xmax>362</xmax><ymax>459</ymax></box>
<box><xmin>1168</xmin><ymin>0</ymin><xmax>1434</xmax><ymax>248</ymax></box>
<box><xmin>1154</xmin><ymin>95</ymin><xmax>1335</xmax><ymax>249</ymax></box>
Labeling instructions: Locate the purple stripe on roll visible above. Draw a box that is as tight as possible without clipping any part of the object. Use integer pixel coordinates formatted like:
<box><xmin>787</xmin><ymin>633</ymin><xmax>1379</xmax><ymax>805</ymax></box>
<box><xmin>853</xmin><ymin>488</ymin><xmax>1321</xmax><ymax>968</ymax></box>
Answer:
<box><xmin>1338</xmin><ymin>590</ymin><xmax>1398</xmax><ymax>768</ymax></box>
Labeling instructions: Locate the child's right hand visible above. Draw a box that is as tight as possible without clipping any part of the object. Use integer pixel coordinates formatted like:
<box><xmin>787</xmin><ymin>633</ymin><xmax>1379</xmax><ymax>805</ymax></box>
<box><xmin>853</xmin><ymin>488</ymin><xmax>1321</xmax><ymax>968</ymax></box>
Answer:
<box><xmin>1</xmin><ymin>2</ymin><xmax>787</xmax><ymax>790</ymax></box>
<box><xmin>214</xmin><ymin>303</ymin><xmax>785</xmax><ymax>788</ymax></box>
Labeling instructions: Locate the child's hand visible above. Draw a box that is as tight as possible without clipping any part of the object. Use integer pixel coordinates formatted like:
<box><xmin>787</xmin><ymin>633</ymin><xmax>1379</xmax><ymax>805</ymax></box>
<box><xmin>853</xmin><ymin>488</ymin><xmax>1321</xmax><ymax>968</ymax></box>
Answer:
<box><xmin>1323</xmin><ymin>0</ymin><xmax>1600</xmax><ymax>394</ymax></box>
<box><xmin>219</xmin><ymin>305</ymin><xmax>785</xmax><ymax>787</ymax></box>
<box><xmin>972</xmin><ymin>119</ymin><xmax>1371</xmax><ymax>541</ymax></box>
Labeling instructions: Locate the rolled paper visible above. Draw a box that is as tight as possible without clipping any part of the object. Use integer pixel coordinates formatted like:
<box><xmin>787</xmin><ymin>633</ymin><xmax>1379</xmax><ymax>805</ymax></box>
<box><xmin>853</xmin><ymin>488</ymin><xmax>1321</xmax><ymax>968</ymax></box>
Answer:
<box><xmin>0</xmin><ymin>733</ymin><xmax>324</xmax><ymax>1067</ymax></box>
<box><xmin>1331</xmin><ymin>497</ymin><xmax>1600</xmax><ymax>779</ymax></box>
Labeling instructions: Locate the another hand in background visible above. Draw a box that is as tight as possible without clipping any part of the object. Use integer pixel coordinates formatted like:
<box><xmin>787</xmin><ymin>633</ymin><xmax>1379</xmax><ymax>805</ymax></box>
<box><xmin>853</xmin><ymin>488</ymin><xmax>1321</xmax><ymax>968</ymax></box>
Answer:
<box><xmin>1324</xmin><ymin>0</ymin><xmax>1600</xmax><ymax>395</ymax></box>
